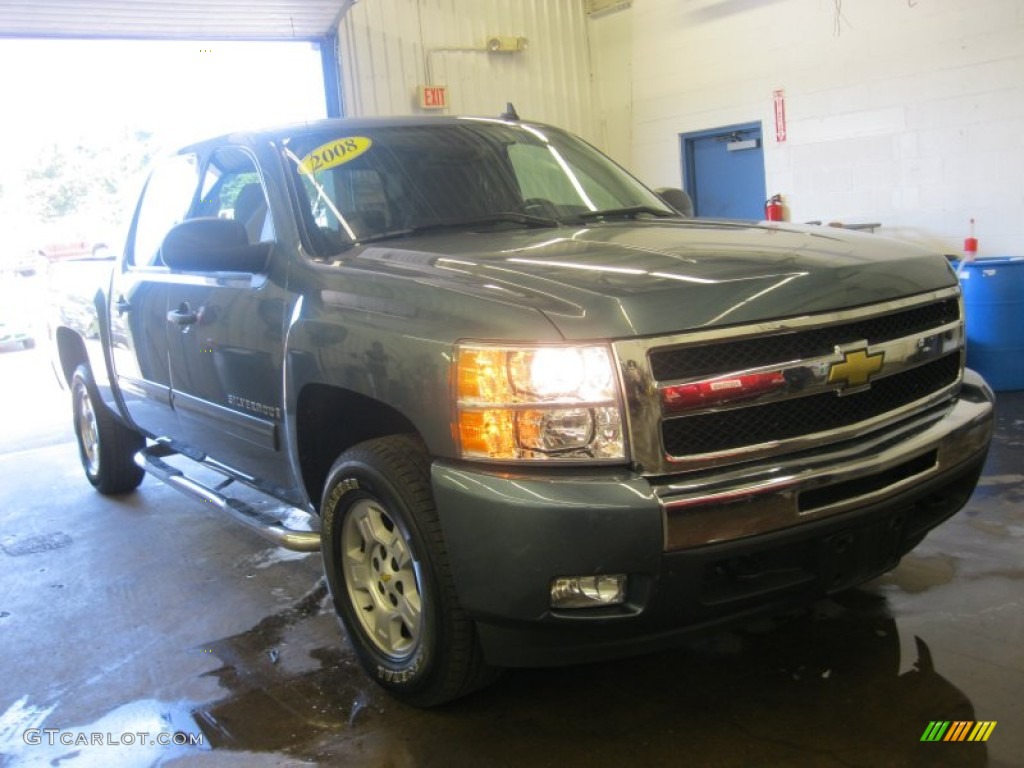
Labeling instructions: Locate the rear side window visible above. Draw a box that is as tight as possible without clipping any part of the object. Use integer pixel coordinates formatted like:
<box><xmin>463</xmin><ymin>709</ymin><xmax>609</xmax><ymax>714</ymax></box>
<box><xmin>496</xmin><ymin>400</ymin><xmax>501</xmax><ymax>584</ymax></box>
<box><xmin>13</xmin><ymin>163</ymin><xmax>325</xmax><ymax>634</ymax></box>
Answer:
<box><xmin>129</xmin><ymin>154</ymin><xmax>198</xmax><ymax>267</ymax></box>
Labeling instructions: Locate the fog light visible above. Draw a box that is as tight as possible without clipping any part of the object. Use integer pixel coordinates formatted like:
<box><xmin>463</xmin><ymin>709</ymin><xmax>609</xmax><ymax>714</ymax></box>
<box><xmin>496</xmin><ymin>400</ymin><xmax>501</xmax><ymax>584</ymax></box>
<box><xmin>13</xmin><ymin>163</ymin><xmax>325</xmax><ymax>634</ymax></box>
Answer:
<box><xmin>550</xmin><ymin>574</ymin><xmax>627</xmax><ymax>609</ymax></box>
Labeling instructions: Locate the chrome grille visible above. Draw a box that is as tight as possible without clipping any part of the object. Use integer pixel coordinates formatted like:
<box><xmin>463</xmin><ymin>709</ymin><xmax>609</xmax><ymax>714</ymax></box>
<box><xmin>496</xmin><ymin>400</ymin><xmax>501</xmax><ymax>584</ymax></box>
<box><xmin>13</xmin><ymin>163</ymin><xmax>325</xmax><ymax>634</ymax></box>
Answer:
<box><xmin>613</xmin><ymin>288</ymin><xmax>965</xmax><ymax>476</ymax></box>
<box><xmin>661</xmin><ymin>354</ymin><xmax>960</xmax><ymax>456</ymax></box>
<box><xmin>650</xmin><ymin>297</ymin><xmax>960</xmax><ymax>381</ymax></box>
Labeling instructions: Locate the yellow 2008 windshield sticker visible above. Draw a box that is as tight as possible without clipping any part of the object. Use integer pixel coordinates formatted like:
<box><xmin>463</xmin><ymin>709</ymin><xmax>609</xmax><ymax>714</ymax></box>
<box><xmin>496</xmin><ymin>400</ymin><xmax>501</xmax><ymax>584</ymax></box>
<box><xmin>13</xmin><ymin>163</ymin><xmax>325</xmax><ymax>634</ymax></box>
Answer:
<box><xmin>299</xmin><ymin>137</ymin><xmax>372</xmax><ymax>174</ymax></box>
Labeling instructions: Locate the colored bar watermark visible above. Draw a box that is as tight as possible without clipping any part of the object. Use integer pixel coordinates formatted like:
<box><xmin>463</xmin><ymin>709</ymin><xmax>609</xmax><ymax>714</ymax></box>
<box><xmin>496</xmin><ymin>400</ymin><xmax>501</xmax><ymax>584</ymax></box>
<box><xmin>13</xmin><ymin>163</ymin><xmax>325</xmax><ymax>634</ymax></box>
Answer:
<box><xmin>921</xmin><ymin>721</ymin><xmax>997</xmax><ymax>742</ymax></box>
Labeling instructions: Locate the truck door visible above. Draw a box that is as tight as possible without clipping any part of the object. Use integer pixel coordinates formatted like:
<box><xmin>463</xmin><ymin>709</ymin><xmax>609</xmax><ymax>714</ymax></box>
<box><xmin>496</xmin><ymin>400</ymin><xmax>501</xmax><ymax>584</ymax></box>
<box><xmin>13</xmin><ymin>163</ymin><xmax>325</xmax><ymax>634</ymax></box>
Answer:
<box><xmin>163</xmin><ymin>147</ymin><xmax>293</xmax><ymax>491</ymax></box>
<box><xmin>109</xmin><ymin>153</ymin><xmax>199</xmax><ymax>439</ymax></box>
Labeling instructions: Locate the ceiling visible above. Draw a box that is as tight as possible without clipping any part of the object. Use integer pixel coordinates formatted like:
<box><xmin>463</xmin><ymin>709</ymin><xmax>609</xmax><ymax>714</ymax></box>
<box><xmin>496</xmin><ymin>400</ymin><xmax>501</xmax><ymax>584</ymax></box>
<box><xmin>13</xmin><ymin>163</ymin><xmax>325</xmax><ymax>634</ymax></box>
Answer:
<box><xmin>0</xmin><ymin>0</ymin><xmax>352</xmax><ymax>41</ymax></box>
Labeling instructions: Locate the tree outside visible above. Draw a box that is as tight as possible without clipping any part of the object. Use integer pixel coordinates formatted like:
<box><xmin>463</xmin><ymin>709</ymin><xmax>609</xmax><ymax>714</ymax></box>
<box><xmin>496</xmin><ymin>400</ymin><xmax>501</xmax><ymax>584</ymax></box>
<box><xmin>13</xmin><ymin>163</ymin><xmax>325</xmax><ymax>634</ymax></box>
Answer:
<box><xmin>24</xmin><ymin>129</ymin><xmax>156</xmax><ymax>224</ymax></box>
<box><xmin>0</xmin><ymin>38</ymin><xmax>326</xmax><ymax>273</ymax></box>
<box><xmin>11</xmin><ymin>128</ymin><xmax>158</xmax><ymax>259</ymax></box>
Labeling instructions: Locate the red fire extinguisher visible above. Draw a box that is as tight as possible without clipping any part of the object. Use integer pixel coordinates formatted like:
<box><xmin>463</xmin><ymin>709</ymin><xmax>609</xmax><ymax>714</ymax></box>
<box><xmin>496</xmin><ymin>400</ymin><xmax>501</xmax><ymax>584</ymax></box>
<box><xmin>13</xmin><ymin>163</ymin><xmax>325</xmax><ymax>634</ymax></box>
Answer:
<box><xmin>765</xmin><ymin>193</ymin><xmax>786</xmax><ymax>221</ymax></box>
<box><xmin>765</xmin><ymin>194</ymin><xmax>784</xmax><ymax>221</ymax></box>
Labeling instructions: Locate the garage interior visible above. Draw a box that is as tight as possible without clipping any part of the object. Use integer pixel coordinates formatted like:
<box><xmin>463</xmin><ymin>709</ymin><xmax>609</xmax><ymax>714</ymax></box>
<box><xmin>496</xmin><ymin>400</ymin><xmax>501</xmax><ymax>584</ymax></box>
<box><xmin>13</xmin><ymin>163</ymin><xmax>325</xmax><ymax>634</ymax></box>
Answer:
<box><xmin>1</xmin><ymin>1</ymin><xmax>1022</xmax><ymax>766</ymax></box>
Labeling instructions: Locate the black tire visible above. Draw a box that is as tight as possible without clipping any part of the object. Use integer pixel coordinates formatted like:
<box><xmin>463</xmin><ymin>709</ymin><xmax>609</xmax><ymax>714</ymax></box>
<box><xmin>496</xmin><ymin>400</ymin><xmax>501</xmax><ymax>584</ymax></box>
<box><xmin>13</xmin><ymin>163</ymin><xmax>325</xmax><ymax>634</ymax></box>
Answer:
<box><xmin>71</xmin><ymin>364</ymin><xmax>145</xmax><ymax>494</ymax></box>
<box><xmin>21</xmin><ymin>338</ymin><xmax>36</xmax><ymax>350</ymax></box>
<box><xmin>320</xmin><ymin>435</ymin><xmax>496</xmax><ymax>706</ymax></box>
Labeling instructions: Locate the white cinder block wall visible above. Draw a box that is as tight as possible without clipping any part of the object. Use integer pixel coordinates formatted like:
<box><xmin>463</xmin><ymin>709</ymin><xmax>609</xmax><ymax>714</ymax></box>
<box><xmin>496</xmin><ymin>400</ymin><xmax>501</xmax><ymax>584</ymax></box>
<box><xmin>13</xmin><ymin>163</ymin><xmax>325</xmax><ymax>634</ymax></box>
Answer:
<box><xmin>337</xmin><ymin>0</ymin><xmax>598</xmax><ymax>142</ymax></box>
<box><xmin>335</xmin><ymin>0</ymin><xmax>1021</xmax><ymax>255</ymax></box>
<box><xmin>624</xmin><ymin>0</ymin><xmax>1024</xmax><ymax>256</ymax></box>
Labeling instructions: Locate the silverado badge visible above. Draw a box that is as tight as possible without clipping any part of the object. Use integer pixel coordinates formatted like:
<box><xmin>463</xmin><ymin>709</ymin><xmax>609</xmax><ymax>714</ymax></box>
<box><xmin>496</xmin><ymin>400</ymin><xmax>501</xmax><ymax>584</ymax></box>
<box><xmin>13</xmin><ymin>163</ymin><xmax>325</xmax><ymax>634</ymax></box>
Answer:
<box><xmin>828</xmin><ymin>348</ymin><xmax>885</xmax><ymax>390</ymax></box>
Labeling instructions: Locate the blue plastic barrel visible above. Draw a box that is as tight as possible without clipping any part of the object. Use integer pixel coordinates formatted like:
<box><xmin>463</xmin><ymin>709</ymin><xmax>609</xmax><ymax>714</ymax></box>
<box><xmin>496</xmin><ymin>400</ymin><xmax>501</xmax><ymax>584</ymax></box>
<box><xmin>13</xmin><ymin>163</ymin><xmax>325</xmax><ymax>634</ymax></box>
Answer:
<box><xmin>956</xmin><ymin>257</ymin><xmax>1024</xmax><ymax>391</ymax></box>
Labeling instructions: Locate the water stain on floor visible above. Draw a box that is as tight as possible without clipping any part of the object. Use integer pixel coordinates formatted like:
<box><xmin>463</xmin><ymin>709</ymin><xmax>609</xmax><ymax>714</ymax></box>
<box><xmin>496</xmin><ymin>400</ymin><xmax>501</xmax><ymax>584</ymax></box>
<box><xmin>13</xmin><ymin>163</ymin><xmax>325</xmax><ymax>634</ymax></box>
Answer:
<box><xmin>1</xmin><ymin>531</ymin><xmax>73</xmax><ymax>557</ymax></box>
<box><xmin>175</xmin><ymin>587</ymin><xmax>991</xmax><ymax>767</ymax></box>
<box><xmin>190</xmin><ymin>578</ymin><xmax>389</xmax><ymax>757</ymax></box>
<box><xmin>878</xmin><ymin>553</ymin><xmax>957</xmax><ymax>593</ymax></box>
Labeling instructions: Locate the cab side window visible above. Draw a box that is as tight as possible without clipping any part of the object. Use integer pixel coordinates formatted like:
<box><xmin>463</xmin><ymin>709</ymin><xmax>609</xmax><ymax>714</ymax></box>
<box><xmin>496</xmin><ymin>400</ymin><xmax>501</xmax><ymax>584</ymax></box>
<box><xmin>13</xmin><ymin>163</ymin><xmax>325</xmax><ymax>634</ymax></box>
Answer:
<box><xmin>129</xmin><ymin>154</ymin><xmax>199</xmax><ymax>267</ymax></box>
<box><xmin>197</xmin><ymin>148</ymin><xmax>275</xmax><ymax>245</ymax></box>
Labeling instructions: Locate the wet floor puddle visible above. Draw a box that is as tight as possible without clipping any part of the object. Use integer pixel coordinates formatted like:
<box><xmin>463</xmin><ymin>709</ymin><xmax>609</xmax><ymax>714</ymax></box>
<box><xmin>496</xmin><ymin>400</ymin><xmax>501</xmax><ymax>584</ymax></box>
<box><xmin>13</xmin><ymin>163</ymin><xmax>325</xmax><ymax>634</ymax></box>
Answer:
<box><xmin>0</xmin><ymin>579</ymin><xmax>382</xmax><ymax>766</ymax></box>
<box><xmin>190</xmin><ymin>578</ymin><xmax>387</xmax><ymax>756</ymax></box>
<box><xmin>1</xmin><ymin>585</ymin><xmax>998</xmax><ymax>765</ymax></box>
<box><xmin>876</xmin><ymin>552</ymin><xmax>957</xmax><ymax>593</ymax></box>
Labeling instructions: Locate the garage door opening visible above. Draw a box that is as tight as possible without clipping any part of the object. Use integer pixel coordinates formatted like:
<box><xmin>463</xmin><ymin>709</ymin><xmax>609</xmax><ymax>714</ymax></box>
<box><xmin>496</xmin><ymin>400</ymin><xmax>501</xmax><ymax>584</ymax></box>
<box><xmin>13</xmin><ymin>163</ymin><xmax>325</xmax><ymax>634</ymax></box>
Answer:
<box><xmin>0</xmin><ymin>37</ymin><xmax>328</xmax><ymax>255</ymax></box>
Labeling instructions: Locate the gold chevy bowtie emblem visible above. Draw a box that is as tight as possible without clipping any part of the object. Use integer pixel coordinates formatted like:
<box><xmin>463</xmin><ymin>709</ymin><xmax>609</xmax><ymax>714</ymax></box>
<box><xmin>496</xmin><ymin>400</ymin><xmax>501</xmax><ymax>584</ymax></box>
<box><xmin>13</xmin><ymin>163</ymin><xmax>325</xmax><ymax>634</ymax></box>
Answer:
<box><xmin>828</xmin><ymin>348</ymin><xmax>885</xmax><ymax>389</ymax></box>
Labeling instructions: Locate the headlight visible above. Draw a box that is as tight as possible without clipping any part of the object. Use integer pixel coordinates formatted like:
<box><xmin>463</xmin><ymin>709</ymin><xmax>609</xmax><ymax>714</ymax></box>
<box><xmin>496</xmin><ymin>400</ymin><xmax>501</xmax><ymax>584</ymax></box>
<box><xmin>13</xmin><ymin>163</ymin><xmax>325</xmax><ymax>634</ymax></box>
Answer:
<box><xmin>455</xmin><ymin>343</ymin><xmax>626</xmax><ymax>461</ymax></box>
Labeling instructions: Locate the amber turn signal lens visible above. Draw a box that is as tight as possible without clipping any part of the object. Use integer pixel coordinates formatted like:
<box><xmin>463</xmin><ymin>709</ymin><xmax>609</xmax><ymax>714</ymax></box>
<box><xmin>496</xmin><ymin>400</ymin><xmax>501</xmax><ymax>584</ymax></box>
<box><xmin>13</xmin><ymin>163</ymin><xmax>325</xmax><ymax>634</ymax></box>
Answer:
<box><xmin>457</xmin><ymin>409</ymin><xmax>515</xmax><ymax>458</ymax></box>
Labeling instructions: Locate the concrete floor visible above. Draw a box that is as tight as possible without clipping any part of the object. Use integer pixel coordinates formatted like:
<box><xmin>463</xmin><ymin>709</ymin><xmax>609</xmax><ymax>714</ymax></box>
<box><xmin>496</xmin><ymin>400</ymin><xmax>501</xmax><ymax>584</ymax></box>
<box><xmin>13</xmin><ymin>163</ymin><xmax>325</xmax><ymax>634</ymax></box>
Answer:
<box><xmin>0</xmin><ymin>343</ymin><xmax>1021</xmax><ymax>768</ymax></box>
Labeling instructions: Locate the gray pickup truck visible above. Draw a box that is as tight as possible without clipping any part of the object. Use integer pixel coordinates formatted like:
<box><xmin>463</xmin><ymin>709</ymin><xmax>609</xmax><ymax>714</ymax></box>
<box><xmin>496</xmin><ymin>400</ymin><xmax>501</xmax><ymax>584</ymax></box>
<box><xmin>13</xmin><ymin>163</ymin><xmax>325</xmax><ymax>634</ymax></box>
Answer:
<box><xmin>51</xmin><ymin>114</ymin><xmax>994</xmax><ymax>706</ymax></box>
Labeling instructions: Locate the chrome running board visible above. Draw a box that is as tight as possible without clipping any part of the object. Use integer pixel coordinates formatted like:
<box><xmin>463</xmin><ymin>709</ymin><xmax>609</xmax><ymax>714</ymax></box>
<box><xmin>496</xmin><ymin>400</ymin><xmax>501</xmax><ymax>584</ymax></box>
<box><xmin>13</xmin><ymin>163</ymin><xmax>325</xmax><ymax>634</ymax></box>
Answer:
<box><xmin>135</xmin><ymin>443</ymin><xmax>320</xmax><ymax>552</ymax></box>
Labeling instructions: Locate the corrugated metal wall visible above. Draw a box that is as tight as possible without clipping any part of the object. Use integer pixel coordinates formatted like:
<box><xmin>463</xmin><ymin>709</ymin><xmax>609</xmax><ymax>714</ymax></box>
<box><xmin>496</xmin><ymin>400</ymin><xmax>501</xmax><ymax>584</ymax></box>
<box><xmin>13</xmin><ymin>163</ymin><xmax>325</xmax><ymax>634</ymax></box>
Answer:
<box><xmin>338</xmin><ymin>0</ymin><xmax>597</xmax><ymax>142</ymax></box>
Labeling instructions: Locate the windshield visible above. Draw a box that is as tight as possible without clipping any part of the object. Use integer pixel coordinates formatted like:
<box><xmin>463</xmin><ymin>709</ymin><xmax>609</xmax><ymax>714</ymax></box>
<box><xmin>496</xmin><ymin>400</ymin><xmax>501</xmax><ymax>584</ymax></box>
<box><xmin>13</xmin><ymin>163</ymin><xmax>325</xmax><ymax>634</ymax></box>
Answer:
<box><xmin>280</xmin><ymin>119</ymin><xmax>678</xmax><ymax>256</ymax></box>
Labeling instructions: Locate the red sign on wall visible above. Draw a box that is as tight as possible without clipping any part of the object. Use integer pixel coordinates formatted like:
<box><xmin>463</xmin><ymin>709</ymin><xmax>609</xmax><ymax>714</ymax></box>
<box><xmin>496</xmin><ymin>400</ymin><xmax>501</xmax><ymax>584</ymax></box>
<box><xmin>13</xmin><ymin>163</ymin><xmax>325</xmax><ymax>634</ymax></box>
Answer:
<box><xmin>773</xmin><ymin>89</ymin><xmax>787</xmax><ymax>143</ymax></box>
<box><xmin>419</xmin><ymin>86</ymin><xmax>449</xmax><ymax>110</ymax></box>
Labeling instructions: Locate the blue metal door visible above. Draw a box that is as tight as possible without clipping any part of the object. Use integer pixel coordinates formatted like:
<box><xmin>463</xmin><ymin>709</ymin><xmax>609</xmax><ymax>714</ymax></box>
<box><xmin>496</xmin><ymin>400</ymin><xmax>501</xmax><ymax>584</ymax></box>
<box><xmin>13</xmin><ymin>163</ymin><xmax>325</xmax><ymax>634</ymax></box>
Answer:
<box><xmin>681</xmin><ymin>122</ymin><xmax>766</xmax><ymax>219</ymax></box>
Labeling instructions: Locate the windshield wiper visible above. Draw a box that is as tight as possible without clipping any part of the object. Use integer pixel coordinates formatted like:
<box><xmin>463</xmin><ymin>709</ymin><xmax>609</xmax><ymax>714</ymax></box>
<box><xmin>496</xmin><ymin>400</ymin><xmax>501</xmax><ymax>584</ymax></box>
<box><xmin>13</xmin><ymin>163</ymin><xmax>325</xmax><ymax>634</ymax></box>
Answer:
<box><xmin>408</xmin><ymin>212</ymin><xmax>559</xmax><ymax>231</ymax></box>
<box><xmin>347</xmin><ymin>212</ymin><xmax>558</xmax><ymax>246</ymax></box>
<box><xmin>573</xmin><ymin>206</ymin><xmax>679</xmax><ymax>221</ymax></box>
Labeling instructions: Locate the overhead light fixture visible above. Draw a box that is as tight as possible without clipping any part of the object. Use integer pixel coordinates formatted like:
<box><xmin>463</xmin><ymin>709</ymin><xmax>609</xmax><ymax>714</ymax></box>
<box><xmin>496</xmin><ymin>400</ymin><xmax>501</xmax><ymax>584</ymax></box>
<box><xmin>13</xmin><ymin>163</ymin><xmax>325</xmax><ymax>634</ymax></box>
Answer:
<box><xmin>487</xmin><ymin>36</ymin><xmax>528</xmax><ymax>53</ymax></box>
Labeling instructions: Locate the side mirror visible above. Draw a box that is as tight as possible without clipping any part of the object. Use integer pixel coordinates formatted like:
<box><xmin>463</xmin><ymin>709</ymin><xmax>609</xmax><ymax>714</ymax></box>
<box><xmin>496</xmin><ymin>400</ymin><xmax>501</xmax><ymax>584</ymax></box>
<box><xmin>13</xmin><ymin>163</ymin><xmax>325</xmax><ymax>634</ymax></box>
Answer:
<box><xmin>655</xmin><ymin>187</ymin><xmax>694</xmax><ymax>218</ymax></box>
<box><xmin>160</xmin><ymin>218</ymin><xmax>269</xmax><ymax>273</ymax></box>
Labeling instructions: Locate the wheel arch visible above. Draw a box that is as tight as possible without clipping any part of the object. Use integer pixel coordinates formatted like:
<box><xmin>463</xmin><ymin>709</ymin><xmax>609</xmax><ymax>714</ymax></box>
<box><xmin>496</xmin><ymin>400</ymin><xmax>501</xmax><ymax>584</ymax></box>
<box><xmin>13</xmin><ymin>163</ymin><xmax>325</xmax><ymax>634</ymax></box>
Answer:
<box><xmin>296</xmin><ymin>383</ymin><xmax>422</xmax><ymax>510</ymax></box>
<box><xmin>54</xmin><ymin>326</ymin><xmax>90</xmax><ymax>388</ymax></box>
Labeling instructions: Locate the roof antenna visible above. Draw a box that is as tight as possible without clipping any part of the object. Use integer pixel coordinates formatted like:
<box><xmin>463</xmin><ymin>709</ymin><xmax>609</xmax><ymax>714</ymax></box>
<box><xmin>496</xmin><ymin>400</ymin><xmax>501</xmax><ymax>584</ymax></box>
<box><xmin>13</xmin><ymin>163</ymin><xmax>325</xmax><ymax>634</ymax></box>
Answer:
<box><xmin>500</xmin><ymin>102</ymin><xmax>520</xmax><ymax>121</ymax></box>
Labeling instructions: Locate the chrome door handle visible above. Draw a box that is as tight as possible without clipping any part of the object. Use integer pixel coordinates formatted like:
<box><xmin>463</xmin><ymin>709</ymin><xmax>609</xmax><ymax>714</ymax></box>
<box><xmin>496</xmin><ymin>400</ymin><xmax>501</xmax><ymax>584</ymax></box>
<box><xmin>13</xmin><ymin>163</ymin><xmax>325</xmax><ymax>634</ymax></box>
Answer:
<box><xmin>167</xmin><ymin>303</ymin><xmax>198</xmax><ymax>326</ymax></box>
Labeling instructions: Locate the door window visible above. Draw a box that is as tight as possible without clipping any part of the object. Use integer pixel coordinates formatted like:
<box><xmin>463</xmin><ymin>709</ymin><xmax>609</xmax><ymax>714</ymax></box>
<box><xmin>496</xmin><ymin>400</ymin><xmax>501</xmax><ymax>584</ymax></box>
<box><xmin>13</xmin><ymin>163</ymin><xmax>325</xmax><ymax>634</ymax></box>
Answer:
<box><xmin>129</xmin><ymin>154</ymin><xmax>198</xmax><ymax>267</ymax></box>
<box><xmin>197</xmin><ymin>148</ymin><xmax>275</xmax><ymax>245</ymax></box>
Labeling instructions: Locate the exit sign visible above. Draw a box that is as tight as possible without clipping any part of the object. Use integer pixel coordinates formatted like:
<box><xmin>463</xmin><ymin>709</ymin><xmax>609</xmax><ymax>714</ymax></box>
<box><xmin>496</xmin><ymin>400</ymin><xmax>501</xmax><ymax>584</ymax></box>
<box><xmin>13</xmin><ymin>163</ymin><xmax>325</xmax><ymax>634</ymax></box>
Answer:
<box><xmin>419</xmin><ymin>86</ymin><xmax>449</xmax><ymax>110</ymax></box>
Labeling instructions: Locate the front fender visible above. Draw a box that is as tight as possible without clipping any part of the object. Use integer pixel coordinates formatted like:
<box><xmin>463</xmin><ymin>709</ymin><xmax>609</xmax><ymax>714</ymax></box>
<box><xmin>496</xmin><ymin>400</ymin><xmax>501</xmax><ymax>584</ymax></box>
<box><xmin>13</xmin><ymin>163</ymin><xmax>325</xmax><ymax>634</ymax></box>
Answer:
<box><xmin>281</xmin><ymin>264</ymin><xmax>567</xmax><ymax>459</ymax></box>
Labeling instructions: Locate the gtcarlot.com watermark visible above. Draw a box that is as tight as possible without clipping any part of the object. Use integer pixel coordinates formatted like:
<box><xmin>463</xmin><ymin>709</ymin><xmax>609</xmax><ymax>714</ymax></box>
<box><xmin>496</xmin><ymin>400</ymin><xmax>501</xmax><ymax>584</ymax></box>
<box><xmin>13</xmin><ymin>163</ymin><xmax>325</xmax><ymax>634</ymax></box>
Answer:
<box><xmin>23</xmin><ymin>728</ymin><xmax>205</xmax><ymax>748</ymax></box>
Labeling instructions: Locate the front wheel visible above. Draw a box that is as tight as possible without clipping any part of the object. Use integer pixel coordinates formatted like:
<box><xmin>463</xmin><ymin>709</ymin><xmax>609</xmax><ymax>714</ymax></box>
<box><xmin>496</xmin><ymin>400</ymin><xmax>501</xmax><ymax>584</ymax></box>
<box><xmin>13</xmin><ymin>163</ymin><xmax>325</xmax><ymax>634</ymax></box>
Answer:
<box><xmin>71</xmin><ymin>364</ymin><xmax>145</xmax><ymax>494</ymax></box>
<box><xmin>320</xmin><ymin>435</ymin><xmax>496</xmax><ymax>706</ymax></box>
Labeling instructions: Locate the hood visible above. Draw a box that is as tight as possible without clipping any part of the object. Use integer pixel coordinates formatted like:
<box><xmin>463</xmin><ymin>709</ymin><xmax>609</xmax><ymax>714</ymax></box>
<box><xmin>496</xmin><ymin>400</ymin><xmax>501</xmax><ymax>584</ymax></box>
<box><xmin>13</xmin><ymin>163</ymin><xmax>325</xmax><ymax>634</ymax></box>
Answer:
<box><xmin>347</xmin><ymin>220</ymin><xmax>957</xmax><ymax>340</ymax></box>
